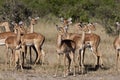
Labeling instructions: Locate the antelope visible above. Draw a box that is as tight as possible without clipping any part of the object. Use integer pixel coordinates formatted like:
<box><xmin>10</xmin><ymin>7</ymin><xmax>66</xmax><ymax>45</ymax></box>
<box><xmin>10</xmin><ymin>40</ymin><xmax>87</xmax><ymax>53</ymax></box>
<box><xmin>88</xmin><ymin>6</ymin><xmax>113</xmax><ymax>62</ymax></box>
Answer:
<box><xmin>12</xmin><ymin>21</ymin><xmax>45</xmax><ymax>66</ymax></box>
<box><xmin>5</xmin><ymin>25</ymin><xmax>24</xmax><ymax>70</ymax></box>
<box><xmin>17</xmin><ymin>17</ymin><xmax>46</xmax><ymax>65</ymax></box>
<box><xmin>55</xmin><ymin>23</ymin><xmax>87</xmax><ymax>76</ymax></box>
<box><xmin>0</xmin><ymin>21</ymin><xmax>11</xmax><ymax>32</ymax></box>
<box><xmin>54</xmin><ymin>25</ymin><xmax>76</xmax><ymax>77</ymax></box>
<box><xmin>113</xmin><ymin>36</ymin><xmax>120</xmax><ymax>70</ymax></box>
<box><xmin>78</xmin><ymin>22</ymin><xmax>102</xmax><ymax>68</ymax></box>
<box><xmin>20</xmin><ymin>29</ymin><xmax>45</xmax><ymax>66</ymax></box>
<box><xmin>113</xmin><ymin>22</ymin><xmax>120</xmax><ymax>70</ymax></box>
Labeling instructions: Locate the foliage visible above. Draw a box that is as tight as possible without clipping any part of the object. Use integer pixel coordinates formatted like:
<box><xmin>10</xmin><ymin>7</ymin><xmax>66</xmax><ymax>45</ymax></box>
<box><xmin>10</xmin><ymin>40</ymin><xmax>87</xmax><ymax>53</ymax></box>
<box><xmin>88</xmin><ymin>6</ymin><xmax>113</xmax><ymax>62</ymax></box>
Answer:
<box><xmin>0</xmin><ymin>0</ymin><xmax>119</xmax><ymax>34</ymax></box>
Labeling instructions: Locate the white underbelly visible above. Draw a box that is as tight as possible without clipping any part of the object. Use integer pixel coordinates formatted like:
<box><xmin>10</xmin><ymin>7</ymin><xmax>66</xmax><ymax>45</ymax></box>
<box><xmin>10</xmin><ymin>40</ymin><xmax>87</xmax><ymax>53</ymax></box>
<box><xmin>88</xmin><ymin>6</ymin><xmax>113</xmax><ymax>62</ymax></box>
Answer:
<box><xmin>26</xmin><ymin>42</ymin><xmax>33</xmax><ymax>46</ymax></box>
<box><xmin>0</xmin><ymin>39</ymin><xmax>5</xmax><ymax>45</ymax></box>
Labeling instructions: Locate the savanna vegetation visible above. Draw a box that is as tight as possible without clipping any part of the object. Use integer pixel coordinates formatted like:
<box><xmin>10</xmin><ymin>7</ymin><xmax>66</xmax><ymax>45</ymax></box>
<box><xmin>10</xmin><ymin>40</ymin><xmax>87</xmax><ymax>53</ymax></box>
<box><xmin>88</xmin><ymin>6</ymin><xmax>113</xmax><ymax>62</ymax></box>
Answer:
<box><xmin>0</xmin><ymin>0</ymin><xmax>120</xmax><ymax>34</ymax></box>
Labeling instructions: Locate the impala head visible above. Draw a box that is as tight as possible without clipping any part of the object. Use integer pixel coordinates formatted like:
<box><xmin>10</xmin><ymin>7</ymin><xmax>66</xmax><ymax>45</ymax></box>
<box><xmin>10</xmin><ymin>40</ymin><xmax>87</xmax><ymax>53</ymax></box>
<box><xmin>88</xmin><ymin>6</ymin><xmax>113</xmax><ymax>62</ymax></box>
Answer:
<box><xmin>82</xmin><ymin>25</ymin><xmax>89</xmax><ymax>32</ymax></box>
<box><xmin>77</xmin><ymin>22</ymin><xmax>84</xmax><ymax>30</ymax></box>
<box><xmin>13</xmin><ymin>23</ymin><xmax>26</xmax><ymax>35</ymax></box>
<box><xmin>56</xmin><ymin>25</ymin><xmax>64</xmax><ymax>35</ymax></box>
<box><xmin>87</xmin><ymin>23</ymin><xmax>96</xmax><ymax>31</ymax></box>
<box><xmin>56</xmin><ymin>24</ymin><xmax>68</xmax><ymax>34</ymax></box>
<box><xmin>29</xmin><ymin>17</ymin><xmax>39</xmax><ymax>25</ymax></box>
<box><xmin>77</xmin><ymin>23</ymin><xmax>89</xmax><ymax>32</ymax></box>
<box><xmin>60</xmin><ymin>17</ymin><xmax>72</xmax><ymax>26</ymax></box>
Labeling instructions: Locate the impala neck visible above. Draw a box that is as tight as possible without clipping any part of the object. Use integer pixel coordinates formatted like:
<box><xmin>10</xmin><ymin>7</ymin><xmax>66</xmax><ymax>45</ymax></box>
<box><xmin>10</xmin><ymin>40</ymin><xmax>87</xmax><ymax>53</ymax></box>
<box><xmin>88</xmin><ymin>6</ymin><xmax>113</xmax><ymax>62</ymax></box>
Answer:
<box><xmin>16</xmin><ymin>29</ymin><xmax>21</xmax><ymax>45</ymax></box>
<box><xmin>5</xmin><ymin>24</ymin><xmax>10</xmax><ymax>32</ymax></box>
<box><xmin>0</xmin><ymin>22</ymin><xmax>10</xmax><ymax>32</ymax></box>
<box><xmin>88</xmin><ymin>29</ymin><xmax>91</xmax><ymax>33</ymax></box>
<box><xmin>81</xmin><ymin>31</ymin><xmax>85</xmax><ymax>44</ymax></box>
<box><xmin>30</xmin><ymin>23</ymin><xmax>34</xmax><ymax>33</ymax></box>
<box><xmin>57</xmin><ymin>34</ymin><xmax>62</xmax><ymax>48</ymax></box>
<box><xmin>118</xmin><ymin>31</ymin><xmax>120</xmax><ymax>38</ymax></box>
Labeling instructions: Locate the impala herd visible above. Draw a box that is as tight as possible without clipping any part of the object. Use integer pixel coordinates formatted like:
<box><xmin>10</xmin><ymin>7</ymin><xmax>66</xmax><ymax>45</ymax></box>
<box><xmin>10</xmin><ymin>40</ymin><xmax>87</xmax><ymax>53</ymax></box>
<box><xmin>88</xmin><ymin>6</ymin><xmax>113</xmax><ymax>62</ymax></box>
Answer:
<box><xmin>0</xmin><ymin>17</ymin><xmax>120</xmax><ymax>77</ymax></box>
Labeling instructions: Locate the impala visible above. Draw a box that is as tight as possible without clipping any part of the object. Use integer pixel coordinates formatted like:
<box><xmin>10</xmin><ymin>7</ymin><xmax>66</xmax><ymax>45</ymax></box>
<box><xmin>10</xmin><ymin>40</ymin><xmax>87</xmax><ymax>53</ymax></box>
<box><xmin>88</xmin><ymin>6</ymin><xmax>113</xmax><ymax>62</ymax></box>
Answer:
<box><xmin>20</xmin><ymin>29</ymin><xmax>45</xmax><ymax>66</ymax></box>
<box><xmin>5</xmin><ymin>25</ymin><xmax>24</xmax><ymax>70</ymax></box>
<box><xmin>0</xmin><ymin>21</ymin><xmax>11</xmax><ymax>32</ymax></box>
<box><xmin>54</xmin><ymin>25</ymin><xmax>76</xmax><ymax>77</ymax></box>
<box><xmin>55</xmin><ymin>24</ymin><xmax>87</xmax><ymax>76</ymax></box>
<box><xmin>113</xmin><ymin>36</ymin><xmax>120</xmax><ymax>70</ymax></box>
<box><xmin>113</xmin><ymin>22</ymin><xmax>120</xmax><ymax>70</ymax></box>
<box><xmin>17</xmin><ymin>17</ymin><xmax>46</xmax><ymax>65</ymax></box>
<box><xmin>11</xmin><ymin>21</ymin><xmax>45</xmax><ymax>66</ymax></box>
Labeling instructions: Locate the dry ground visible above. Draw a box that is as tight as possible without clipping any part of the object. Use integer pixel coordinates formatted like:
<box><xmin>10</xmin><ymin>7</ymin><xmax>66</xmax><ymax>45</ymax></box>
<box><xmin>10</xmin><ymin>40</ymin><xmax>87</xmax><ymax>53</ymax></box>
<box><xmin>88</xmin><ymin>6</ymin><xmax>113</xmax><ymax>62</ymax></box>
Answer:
<box><xmin>0</xmin><ymin>20</ymin><xmax>120</xmax><ymax>80</ymax></box>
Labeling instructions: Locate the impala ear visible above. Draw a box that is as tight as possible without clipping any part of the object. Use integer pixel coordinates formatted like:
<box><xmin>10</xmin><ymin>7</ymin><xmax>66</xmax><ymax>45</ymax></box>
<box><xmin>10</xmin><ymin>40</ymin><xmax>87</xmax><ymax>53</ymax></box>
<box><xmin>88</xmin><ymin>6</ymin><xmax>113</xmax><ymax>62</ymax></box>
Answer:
<box><xmin>56</xmin><ymin>25</ymin><xmax>63</xmax><ymax>32</ymax></box>
<box><xmin>68</xmin><ymin>21</ymin><xmax>72</xmax><ymax>25</ymax></box>
<box><xmin>11</xmin><ymin>21</ymin><xmax>18</xmax><ymax>26</ymax></box>
<box><xmin>35</xmin><ymin>17</ymin><xmax>39</xmax><ymax>20</ymax></box>
<box><xmin>116</xmin><ymin>22</ymin><xmax>120</xmax><ymax>25</ymax></box>
<box><xmin>56</xmin><ymin>25</ymin><xmax>59</xmax><ymax>31</ymax></box>
<box><xmin>19</xmin><ymin>21</ymin><xmax>23</xmax><ymax>25</ymax></box>
<box><xmin>28</xmin><ymin>16</ymin><xmax>32</xmax><ymax>20</ymax></box>
<box><xmin>11</xmin><ymin>21</ymin><xmax>15</xmax><ymax>25</ymax></box>
<box><xmin>67</xmin><ymin>17</ymin><xmax>72</xmax><ymax>22</ymax></box>
<box><xmin>67</xmin><ymin>17</ymin><xmax>72</xmax><ymax>25</ymax></box>
<box><xmin>63</xmin><ymin>26</ymin><xmax>68</xmax><ymax>33</ymax></box>
<box><xmin>60</xmin><ymin>17</ymin><xmax>64</xmax><ymax>22</ymax></box>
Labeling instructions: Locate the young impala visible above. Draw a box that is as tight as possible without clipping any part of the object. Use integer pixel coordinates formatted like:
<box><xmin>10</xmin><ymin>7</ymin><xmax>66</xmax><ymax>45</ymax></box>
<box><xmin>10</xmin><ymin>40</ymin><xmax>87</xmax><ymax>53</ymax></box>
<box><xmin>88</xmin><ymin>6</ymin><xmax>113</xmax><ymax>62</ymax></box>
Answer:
<box><xmin>5</xmin><ymin>24</ymin><xmax>24</xmax><ymax>70</ymax></box>
<box><xmin>54</xmin><ymin>25</ymin><xmax>76</xmax><ymax>77</ymax></box>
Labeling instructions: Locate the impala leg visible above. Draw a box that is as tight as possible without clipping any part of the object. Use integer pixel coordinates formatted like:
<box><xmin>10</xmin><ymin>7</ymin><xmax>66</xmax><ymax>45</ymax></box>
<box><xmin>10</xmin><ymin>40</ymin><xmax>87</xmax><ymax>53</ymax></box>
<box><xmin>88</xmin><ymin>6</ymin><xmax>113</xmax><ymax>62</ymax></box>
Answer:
<box><xmin>80</xmin><ymin>49</ymin><xmax>85</xmax><ymax>74</ymax></box>
<box><xmin>66</xmin><ymin>53</ymin><xmax>71</xmax><ymax>74</ymax></box>
<box><xmin>29</xmin><ymin>46</ymin><xmax>32</xmax><ymax>64</ymax></box>
<box><xmin>19</xmin><ymin>49</ymin><xmax>23</xmax><ymax>71</ymax></box>
<box><xmin>70</xmin><ymin>51</ymin><xmax>76</xmax><ymax>76</ymax></box>
<box><xmin>10</xmin><ymin>50</ymin><xmax>14</xmax><ymax>67</ymax></box>
<box><xmin>24</xmin><ymin>46</ymin><xmax>27</xmax><ymax>64</ymax></box>
<box><xmin>13</xmin><ymin>50</ymin><xmax>16</xmax><ymax>70</ymax></box>
<box><xmin>92</xmin><ymin>47</ymin><xmax>102</xmax><ymax>69</ymax></box>
<box><xmin>116</xmin><ymin>50</ymin><xmax>119</xmax><ymax>71</ymax></box>
<box><xmin>63</xmin><ymin>53</ymin><xmax>67</xmax><ymax>77</ymax></box>
<box><xmin>34</xmin><ymin>44</ymin><xmax>42</xmax><ymax>65</ymax></box>
<box><xmin>14</xmin><ymin>50</ymin><xmax>18</xmax><ymax>70</ymax></box>
<box><xmin>41</xmin><ymin>49</ymin><xmax>46</xmax><ymax>65</ymax></box>
<box><xmin>54</xmin><ymin>54</ymin><xmax>60</xmax><ymax>77</ymax></box>
<box><xmin>22</xmin><ymin>45</ymin><xmax>26</xmax><ymax>66</ymax></box>
<box><xmin>5</xmin><ymin>48</ymin><xmax>9</xmax><ymax>70</ymax></box>
<box><xmin>92</xmin><ymin>48</ymin><xmax>99</xmax><ymax>68</ymax></box>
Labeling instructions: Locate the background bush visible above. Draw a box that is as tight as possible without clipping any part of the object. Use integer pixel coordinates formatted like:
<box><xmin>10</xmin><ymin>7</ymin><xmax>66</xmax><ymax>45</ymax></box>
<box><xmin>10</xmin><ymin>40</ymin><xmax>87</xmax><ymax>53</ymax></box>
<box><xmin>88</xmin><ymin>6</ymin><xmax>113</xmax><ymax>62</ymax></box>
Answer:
<box><xmin>0</xmin><ymin>0</ymin><xmax>119</xmax><ymax>34</ymax></box>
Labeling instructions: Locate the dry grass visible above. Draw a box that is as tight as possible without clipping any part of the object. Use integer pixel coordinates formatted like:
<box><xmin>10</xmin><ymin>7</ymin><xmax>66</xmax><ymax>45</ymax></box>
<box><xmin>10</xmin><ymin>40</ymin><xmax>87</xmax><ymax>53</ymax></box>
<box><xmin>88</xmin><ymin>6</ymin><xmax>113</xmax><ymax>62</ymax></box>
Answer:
<box><xmin>0</xmin><ymin>19</ymin><xmax>119</xmax><ymax>79</ymax></box>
